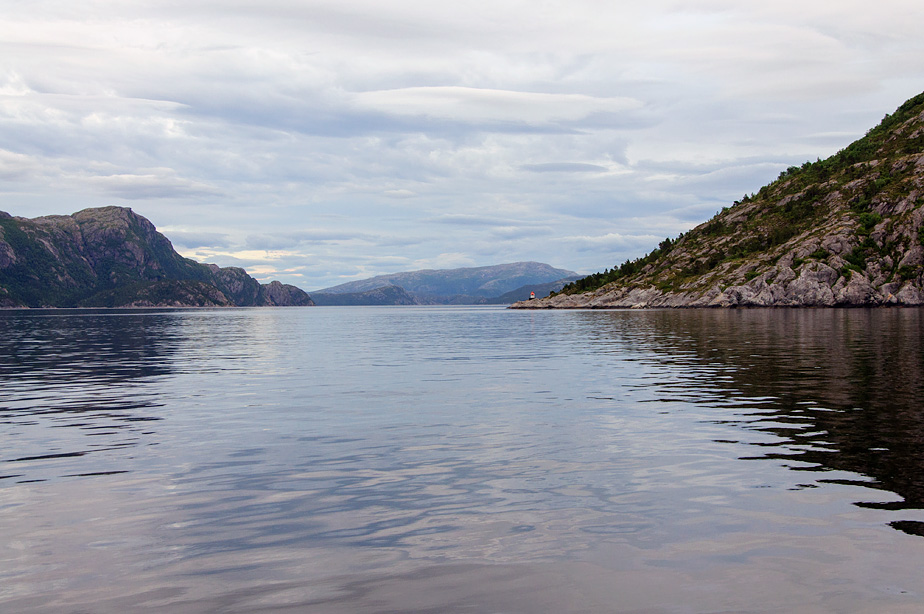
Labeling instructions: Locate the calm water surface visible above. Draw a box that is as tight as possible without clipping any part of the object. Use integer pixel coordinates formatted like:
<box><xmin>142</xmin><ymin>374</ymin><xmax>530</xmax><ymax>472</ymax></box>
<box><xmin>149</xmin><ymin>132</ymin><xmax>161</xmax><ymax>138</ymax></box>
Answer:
<box><xmin>2</xmin><ymin>306</ymin><xmax>924</xmax><ymax>613</ymax></box>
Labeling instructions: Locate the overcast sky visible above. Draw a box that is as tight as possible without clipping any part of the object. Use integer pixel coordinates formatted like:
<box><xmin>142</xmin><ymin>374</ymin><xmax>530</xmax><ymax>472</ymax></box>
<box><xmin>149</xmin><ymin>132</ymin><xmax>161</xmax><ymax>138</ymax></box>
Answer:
<box><xmin>2</xmin><ymin>1</ymin><xmax>924</xmax><ymax>290</ymax></box>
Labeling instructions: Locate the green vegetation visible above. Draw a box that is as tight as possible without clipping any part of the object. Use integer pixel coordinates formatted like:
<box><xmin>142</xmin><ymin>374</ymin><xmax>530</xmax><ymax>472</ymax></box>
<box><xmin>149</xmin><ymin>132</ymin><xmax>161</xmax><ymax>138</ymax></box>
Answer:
<box><xmin>561</xmin><ymin>236</ymin><xmax>680</xmax><ymax>294</ymax></box>
<box><xmin>554</xmin><ymin>90</ymin><xmax>924</xmax><ymax>299</ymax></box>
<box><xmin>0</xmin><ymin>216</ymin><xmax>95</xmax><ymax>306</ymax></box>
<box><xmin>79</xmin><ymin>280</ymin><xmax>230</xmax><ymax>307</ymax></box>
<box><xmin>0</xmin><ymin>207</ymin><xmax>311</xmax><ymax>308</ymax></box>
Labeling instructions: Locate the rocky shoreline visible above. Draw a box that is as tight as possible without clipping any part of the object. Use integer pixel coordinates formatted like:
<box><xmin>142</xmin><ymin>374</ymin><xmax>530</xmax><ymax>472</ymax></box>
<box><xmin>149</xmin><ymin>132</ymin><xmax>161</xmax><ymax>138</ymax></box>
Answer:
<box><xmin>511</xmin><ymin>262</ymin><xmax>924</xmax><ymax>309</ymax></box>
<box><xmin>514</xmin><ymin>93</ymin><xmax>924</xmax><ymax>310</ymax></box>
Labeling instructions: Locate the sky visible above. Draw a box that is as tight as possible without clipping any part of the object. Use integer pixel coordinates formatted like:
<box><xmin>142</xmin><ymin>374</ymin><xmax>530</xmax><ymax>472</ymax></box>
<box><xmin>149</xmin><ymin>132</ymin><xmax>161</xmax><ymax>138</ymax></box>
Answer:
<box><xmin>2</xmin><ymin>1</ymin><xmax>924</xmax><ymax>291</ymax></box>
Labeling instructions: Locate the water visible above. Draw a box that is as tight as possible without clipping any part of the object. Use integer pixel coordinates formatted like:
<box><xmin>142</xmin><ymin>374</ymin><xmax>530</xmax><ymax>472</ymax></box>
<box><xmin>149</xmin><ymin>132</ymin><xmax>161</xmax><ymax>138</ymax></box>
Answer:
<box><xmin>2</xmin><ymin>306</ymin><xmax>924</xmax><ymax>613</ymax></box>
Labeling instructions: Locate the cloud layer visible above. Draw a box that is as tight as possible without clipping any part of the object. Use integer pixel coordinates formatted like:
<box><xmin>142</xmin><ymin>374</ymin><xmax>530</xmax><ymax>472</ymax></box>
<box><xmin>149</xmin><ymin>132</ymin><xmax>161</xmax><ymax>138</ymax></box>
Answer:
<box><xmin>2</xmin><ymin>1</ymin><xmax>924</xmax><ymax>289</ymax></box>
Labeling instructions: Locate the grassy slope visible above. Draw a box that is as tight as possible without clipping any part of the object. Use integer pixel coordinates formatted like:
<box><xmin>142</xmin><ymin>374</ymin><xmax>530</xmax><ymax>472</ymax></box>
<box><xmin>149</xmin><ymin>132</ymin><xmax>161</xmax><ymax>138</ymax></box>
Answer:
<box><xmin>557</xmin><ymin>92</ymin><xmax>924</xmax><ymax>301</ymax></box>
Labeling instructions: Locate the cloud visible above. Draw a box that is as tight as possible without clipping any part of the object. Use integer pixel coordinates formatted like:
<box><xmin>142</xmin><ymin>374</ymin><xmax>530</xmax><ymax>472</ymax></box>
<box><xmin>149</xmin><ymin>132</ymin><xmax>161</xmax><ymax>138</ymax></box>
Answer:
<box><xmin>165</xmin><ymin>230</ymin><xmax>232</xmax><ymax>249</ymax></box>
<box><xmin>1</xmin><ymin>1</ymin><xmax>924</xmax><ymax>289</ymax></box>
<box><xmin>383</xmin><ymin>189</ymin><xmax>417</xmax><ymax>198</ymax></box>
<box><xmin>352</xmin><ymin>86</ymin><xmax>643</xmax><ymax>127</ymax></box>
<box><xmin>0</xmin><ymin>149</ymin><xmax>45</xmax><ymax>181</ymax></box>
<box><xmin>245</xmin><ymin>230</ymin><xmax>374</xmax><ymax>249</ymax></box>
<box><xmin>83</xmin><ymin>171</ymin><xmax>222</xmax><ymax>200</ymax></box>
<box><xmin>522</xmin><ymin>163</ymin><xmax>609</xmax><ymax>173</ymax></box>
<box><xmin>411</xmin><ymin>252</ymin><xmax>477</xmax><ymax>270</ymax></box>
<box><xmin>426</xmin><ymin>214</ymin><xmax>504</xmax><ymax>226</ymax></box>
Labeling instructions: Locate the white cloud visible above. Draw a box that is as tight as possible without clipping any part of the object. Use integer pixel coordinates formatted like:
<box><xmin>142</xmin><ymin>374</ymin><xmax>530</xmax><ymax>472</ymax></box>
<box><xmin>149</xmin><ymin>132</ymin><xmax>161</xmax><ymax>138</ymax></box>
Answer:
<box><xmin>1</xmin><ymin>1</ymin><xmax>923</xmax><ymax>288</ymax></box>
<box><xmin>352</xmin><ymin>87</ymin><xmax>642</xmax><ymax>126</ymax></box>
<box><xmin>82</xmin><ymin>170</ymin><xmax>221</xmax><ymax>199</ymax></box>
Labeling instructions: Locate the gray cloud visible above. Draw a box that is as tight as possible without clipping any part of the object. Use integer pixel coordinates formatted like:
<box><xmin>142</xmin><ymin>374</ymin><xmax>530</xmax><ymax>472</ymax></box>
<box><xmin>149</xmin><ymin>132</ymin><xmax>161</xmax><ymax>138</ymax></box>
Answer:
<box><xmin>167</xmin><ymin>231</ymin><xmax>232</xmax><ymax>249</ymax></box>
<box><xmin>1</xmin><ymin>1</ymin><xmax>923</xmax><ymax>289</ymax></box>
<box><xmin>522</xmin><ymin>163</ymin><xmax>609</xmax><ymax>173</ymax></box>
<box><xmin>245</xmin><ymin>230</ymin><xmax>374</xmax><ymax>249</ymax></box>
<box><xmin>426</xmin><ymin>214</ymin><xmax>508</xmax><ymax>226</ymax></box>
<box><xmin>85</xmin><ymin>172</ymin><xmax>222</xmax><ymax>200</ymax></box>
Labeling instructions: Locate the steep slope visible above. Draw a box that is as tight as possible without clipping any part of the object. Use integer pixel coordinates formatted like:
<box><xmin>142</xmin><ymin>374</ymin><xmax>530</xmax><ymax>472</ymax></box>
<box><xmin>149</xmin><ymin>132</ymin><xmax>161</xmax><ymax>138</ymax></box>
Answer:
<box><xmin>0</xmin><ymin>206</ymin><xmax>314</xmax><ymax>308</ymax></box>
<box><xmin>514</xmin><ymin>91</ymin><xmax>924</xmax><ymax>309</ymax></box>
<box><xmin>315</xmin><ymin>262</ymin><xmax>577</xmax><ymax>302</ymax></box>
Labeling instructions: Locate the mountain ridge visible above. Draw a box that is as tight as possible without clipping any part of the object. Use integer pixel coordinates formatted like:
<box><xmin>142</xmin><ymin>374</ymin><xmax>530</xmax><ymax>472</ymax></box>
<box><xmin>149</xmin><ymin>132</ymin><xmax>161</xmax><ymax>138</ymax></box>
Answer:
<box><xmin>0</xmin><ymin>206</ymin><xmax>313</xmax><ymax>308</ymax></box>
<box><xmin>513</xmin><ymin>91</ymin><xmax>924</xmax><ymax>309</ymax></box>
<box><xmin>314</xmin><ymin>262</ymin><xmax>577</xmax><ymax>304</ymax></box>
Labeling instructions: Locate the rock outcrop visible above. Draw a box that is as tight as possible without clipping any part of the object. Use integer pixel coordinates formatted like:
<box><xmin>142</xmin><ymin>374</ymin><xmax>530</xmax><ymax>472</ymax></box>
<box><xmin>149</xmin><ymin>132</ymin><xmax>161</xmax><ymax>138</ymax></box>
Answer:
<box><xmin>0</xmin><ymin>206</ymin><xmax>314</xmax><ymax>308</ymax></box>
<box><xmin>514</xmin><ymin>91</ymin><xmax>924</xmax><ymax>309</ymax></box>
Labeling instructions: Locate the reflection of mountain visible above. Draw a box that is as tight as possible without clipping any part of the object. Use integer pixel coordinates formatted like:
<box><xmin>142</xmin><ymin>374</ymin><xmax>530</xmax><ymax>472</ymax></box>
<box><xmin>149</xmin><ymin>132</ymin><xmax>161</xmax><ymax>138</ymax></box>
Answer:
<box><xmin>0</xmin><ymin>310</ymin><xmax>181</xmax><ymax>483</ymax></box>
<box><xmin>573</xmin><ymin>309</ymin><xmax>924</xmax><ymax>534</ymax></box>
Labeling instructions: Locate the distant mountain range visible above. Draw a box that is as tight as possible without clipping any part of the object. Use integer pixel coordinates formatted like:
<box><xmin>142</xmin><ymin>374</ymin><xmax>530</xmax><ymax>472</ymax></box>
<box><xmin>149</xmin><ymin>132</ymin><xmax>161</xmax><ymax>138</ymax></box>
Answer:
<box><xmin>0</xmin><ymin>207</ymin><xmax>313</xmax><ymax>308</ymax></box>
<box><xmin>311</xmin><ymin>262</ymin><xmax>579</xmax><ymax>305</ymax></box>
<box><xmin>0</xmin><ymin>206</ymin><xmax>580</xmax><ymax>308</ymax></box>
<box><xmin>515</xmin><ymin>91</ymin><xmax>924</xmax><ymax>308</ymax></box>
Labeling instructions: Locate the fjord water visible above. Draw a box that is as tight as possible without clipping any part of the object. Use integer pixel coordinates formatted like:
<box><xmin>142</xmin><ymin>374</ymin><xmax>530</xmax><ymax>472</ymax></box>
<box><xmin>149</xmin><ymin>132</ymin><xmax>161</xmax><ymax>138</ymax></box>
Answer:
<box><xmin>2</xmin><ymin>307</ymin><xmax>924</xmax><ymax>613</ymax></box>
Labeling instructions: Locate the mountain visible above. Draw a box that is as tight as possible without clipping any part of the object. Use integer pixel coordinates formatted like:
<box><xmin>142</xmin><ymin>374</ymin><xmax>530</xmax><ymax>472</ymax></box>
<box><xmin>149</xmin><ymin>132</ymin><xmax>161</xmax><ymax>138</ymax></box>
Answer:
<box><xmin>0</xmin><ymin>206</ymin><xmax>314</xmax><ymax>308</ymax></box>
<box><xmin>311</xmin><ymin>285</ymin><xmax>421</xmax><ymax>306</ymax></box>
<box><xmin>482</xmin><ymin>277</ymin><xmax>582</xmax><ymax>304</ymax></box>
<box><xmin>314</xmin><ymin>262</ymin><xmax>577</xmax><ymax>304</ymax></box>
<box><xmin>513</xmin><ymin>91</ymin><xmax>924</xmax><ymax>309</ymax></box>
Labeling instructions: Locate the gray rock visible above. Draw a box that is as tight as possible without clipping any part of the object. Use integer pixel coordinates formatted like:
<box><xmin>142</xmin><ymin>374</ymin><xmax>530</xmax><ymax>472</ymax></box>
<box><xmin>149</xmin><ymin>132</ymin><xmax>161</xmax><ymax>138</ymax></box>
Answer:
<box><xmin>0</xmin><ymin>206</ymin><xmax>314</xmax><ymax>308</ymax></box>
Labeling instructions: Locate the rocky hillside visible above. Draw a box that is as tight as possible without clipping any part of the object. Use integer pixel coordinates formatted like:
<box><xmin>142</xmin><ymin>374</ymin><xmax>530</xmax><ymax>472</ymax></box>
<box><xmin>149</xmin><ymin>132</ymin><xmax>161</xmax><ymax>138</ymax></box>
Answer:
<box><xmin>514</xmin><ymin>91</ymin><xmax>924</xmax><ymax>309</ymax></box>
<box><xmin>0</xmin><ymin>206</ymin><xmax>314</xmax><ymax>308</ymax></box>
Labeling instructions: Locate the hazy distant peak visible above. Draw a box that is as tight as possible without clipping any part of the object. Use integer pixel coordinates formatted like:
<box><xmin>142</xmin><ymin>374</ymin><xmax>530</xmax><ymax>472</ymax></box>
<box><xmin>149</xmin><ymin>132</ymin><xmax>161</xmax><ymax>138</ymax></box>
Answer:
<box><xmin>315</xmin><ymin>262</ymin><xmax>577</xmax><ymax>299</ymax></box>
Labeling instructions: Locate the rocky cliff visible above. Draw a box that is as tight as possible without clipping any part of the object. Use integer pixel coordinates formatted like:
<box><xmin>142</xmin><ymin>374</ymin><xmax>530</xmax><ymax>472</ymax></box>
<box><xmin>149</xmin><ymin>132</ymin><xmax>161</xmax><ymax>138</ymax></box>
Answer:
<box><xmin>0</xmin><ymin>206</ymin><xmax>314</xmax><ymax>308</ymax></box>
<box><xmin>513</xmin><ymin>91</ymin><xmax>924</xmax><ymax>309</ymax></box>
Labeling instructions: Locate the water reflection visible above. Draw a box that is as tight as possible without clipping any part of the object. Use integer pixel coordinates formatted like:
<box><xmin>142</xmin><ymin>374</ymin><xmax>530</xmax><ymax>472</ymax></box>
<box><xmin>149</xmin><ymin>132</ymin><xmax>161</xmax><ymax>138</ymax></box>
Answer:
<box><xmin>0</xmin><ymin>309</ymin><xmax>179</xmax><ymax>484</ymax></box>
<box><xmin>574</xmin><ymin>308</ymin><xmax>924</xmax><ymax>535</ymax></box>
<box><xmin>4</xmin><ymin>306</ymin><xmax>924</xmax><ymax>613</ymax></box>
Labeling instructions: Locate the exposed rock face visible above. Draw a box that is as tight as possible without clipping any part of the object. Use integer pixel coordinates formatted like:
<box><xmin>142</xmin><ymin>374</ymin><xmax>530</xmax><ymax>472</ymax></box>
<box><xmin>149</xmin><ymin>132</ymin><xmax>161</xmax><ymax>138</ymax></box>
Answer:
<box><xmin>260</xmin><ymin>280</ymin><xmax>314</xmax><ymax>306</ymax></box>
<box><xmin>205</xmin><ymin>264</ymin><xmax>264</xmax><ymax>305</ymax></box>
<box><xmin>80</xmin><ymin>280</ymin><xmax>236</xmax><ymax>308</ymax></box>
<box><xmin>514</xmin><ymin>92</ymin><xmax>924</xmax><ymax>309</ymax></box>
<box><xmin>0</xmin><ymin>206</ymin><xmax>314</xmax><ymax>308</ymax></box>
